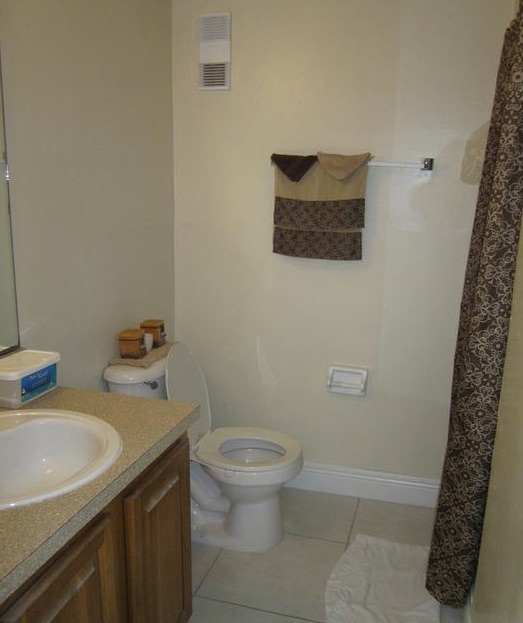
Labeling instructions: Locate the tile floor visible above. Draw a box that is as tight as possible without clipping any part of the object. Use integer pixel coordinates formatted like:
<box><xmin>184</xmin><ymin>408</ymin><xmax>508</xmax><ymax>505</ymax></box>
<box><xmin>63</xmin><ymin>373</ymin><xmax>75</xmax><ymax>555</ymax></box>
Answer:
<box><xmin>190</xmin><ymin>488</ymin><xmax>464</xmax><ymax>622</ymax></box>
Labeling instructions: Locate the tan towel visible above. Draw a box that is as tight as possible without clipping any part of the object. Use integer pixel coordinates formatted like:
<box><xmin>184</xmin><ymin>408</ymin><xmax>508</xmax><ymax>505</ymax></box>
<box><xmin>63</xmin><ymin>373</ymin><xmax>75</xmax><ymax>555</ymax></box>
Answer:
<box><xmin>317</xmin><ymin>152</ymin><xmax>371</xmax><ymax>180</ymax></box>
<box><xmin>272</xmin><ymin>152</ymin><xmax>371</xmax><ymax>260</ymax></box>
<box><xmin>108</xmin><ymin>341</ymin><xmax>173</xmax><ymax>368</ymax></box>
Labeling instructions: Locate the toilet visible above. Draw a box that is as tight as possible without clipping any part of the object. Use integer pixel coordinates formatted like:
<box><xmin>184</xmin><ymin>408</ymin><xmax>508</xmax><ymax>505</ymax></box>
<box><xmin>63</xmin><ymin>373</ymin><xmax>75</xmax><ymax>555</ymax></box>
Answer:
<box><xmin>103</xmin><ymin>342</ymin><xmax>303</xmax><ymax>552</ymax></box>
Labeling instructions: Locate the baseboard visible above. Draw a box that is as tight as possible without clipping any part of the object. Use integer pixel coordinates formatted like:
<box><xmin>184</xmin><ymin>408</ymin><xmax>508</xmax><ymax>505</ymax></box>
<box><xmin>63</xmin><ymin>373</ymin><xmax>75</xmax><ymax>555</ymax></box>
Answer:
<box><xmin>286</xmin><ymin>461</ymin><xmax>440</xmax><ymax>508</ymax></box>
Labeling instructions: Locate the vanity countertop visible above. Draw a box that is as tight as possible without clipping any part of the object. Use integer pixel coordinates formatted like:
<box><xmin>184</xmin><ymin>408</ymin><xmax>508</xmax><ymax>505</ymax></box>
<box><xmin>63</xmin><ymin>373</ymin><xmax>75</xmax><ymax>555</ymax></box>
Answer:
<box><xmin>0</xmin><ymin>386</ymin><xmax>198</xmax><ymax>606</ymax></box>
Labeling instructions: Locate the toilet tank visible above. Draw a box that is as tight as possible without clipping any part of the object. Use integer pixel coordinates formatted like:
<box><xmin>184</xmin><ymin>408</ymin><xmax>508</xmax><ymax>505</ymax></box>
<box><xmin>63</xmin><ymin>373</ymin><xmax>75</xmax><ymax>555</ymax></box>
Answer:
<box><xmin>103</xmin><ymin>357</ymin><xmax>168</xmax><ymax>400</ymax></box>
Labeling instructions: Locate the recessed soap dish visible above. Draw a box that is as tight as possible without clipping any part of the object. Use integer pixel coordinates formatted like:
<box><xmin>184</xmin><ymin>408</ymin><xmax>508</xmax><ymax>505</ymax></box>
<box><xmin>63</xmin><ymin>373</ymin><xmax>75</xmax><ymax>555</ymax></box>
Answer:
<box><xmin>327</xmin><ymin>366</ymin><xmax>368</xmax><ymax>397</ymax></box>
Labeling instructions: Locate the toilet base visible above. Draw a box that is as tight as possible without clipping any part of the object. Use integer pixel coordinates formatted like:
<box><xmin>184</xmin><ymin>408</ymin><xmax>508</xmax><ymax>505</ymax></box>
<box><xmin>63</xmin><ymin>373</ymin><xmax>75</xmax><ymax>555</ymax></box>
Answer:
<box><xmin>192</xmin><ymin>517</ymin><xmax>284</xmax><ymax>553</ymax></box>
<box><xmin>190</xmin><ymin>461</ymin><xmax>286</xmax><ymax>552</ymax></box>
<box><xmin>192</xmin><ymin>521</ymin><xmax>246</xmax><ymax>551</ymax></box>
<box><xmin>223</xmin><ymin>489</ymin><xmax>284</xmax><ymax>551</ymax></box>
<box><xmin>191</xmin><ymin>494</ymin><xmax>284</xmax><ymax>553</ymax></box>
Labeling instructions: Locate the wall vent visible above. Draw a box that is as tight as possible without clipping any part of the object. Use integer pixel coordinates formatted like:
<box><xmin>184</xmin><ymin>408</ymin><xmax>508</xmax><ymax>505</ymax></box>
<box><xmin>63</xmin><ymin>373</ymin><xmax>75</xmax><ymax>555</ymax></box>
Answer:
<box><xmin>198</xmin><ymin>13</ymin><xmax>231</xmax><ymax>91</ymax></box>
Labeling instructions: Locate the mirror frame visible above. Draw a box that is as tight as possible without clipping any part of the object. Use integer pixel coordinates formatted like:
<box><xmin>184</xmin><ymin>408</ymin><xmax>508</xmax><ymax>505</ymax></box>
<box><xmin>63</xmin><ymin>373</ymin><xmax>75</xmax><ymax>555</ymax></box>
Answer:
<box><xmin>0</xmin><ymin>52</ymin><xmax>20</xmax><ymax>357</ymax></box>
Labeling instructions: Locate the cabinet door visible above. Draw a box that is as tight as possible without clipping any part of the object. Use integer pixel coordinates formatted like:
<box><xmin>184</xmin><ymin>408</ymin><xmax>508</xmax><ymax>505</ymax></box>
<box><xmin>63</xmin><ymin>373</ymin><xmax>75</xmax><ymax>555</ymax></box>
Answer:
<box><xmin>124</xmin><ymin>439</ymin><xmax>192</xmax><ymax>623</ymax></box>
<box><xmin>0</xmin><ymin>501</ymin><xmax>127</xmax><ymax>623</ymax></box>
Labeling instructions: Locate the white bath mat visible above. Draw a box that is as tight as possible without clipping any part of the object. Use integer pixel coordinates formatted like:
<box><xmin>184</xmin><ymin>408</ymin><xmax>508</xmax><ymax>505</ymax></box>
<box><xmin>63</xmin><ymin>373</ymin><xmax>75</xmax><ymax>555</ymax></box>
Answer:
<box><xmin>325</xmin><ymin>534</ymin><xmax>440</xmax><ymax>623</ymax></box>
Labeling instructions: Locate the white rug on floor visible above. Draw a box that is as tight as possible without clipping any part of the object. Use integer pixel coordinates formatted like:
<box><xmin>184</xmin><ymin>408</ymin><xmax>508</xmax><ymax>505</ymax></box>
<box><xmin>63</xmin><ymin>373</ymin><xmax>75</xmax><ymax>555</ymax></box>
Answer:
<box><xmin>325</xmin><ymin>534</ymin><xmax>440</xmax><ymax>623</ymax></box>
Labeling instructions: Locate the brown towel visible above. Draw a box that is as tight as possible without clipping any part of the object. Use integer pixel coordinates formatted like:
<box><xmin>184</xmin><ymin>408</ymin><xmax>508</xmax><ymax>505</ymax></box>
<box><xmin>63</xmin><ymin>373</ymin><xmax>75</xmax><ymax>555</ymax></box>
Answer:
<box><xmin>272</xmin><ymin>152</ymin><xmax>371</xmax><ymax>260</ymax></box>
<box><xmin>271</xmin><ymin>154</ymin><xmax>317</xmax><ymax>182</ymax></box>
<box><xmin>108</xmin><ymin>341</ymin><xmax>173</xmax><ymax>368</ymax></box>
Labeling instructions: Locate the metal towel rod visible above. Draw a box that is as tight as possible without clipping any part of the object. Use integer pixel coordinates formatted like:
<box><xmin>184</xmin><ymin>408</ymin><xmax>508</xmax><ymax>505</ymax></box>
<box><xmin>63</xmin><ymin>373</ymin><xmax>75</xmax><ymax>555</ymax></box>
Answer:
<box><xmin>368</xmin><ymin>157</ymin><xmax>434</xmax><ymax>171</ymax></box>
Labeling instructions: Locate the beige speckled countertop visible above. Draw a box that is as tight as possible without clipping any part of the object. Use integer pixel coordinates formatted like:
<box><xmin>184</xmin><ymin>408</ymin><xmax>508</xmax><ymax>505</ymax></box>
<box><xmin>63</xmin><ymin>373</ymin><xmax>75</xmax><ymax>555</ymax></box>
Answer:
<box><xmin>0</xmin><ymin>386</ymin><xmax>198</xmax><ymax>606</ymax></box>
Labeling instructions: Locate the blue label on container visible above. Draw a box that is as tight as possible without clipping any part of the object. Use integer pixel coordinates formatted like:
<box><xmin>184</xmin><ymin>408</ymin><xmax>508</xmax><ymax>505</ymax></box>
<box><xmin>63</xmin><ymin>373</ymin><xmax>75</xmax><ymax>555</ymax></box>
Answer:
<box><xmin>21</xmin><ymin>363</ymin><xmax>57</xmax><ymax>402</ymax></box>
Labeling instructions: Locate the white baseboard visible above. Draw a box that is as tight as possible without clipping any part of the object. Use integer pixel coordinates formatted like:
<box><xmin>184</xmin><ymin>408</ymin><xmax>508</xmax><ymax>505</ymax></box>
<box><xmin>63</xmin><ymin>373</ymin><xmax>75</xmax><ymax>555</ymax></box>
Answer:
<box><xmin>286</xmin><ymin>461</ymin><xmax>440</xmax><ymax>508</ymax></box>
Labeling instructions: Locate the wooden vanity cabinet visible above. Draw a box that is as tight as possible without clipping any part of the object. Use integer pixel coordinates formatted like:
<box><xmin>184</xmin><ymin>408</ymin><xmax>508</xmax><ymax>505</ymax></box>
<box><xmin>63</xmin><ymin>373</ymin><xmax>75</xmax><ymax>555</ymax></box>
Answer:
<box><xmin>124</xmin><ymin>436</ymin><xmax>192</xmax><ymax>623</ymax></box>
<box><xmin>0</xmin><ymin>500</ymin><xmax>127</xmax><ymax>623</ymax></box>
<box><xmin>0</xmin><ymin>435</ymin><xmax>192</xmax><ymax>623</ymax></box>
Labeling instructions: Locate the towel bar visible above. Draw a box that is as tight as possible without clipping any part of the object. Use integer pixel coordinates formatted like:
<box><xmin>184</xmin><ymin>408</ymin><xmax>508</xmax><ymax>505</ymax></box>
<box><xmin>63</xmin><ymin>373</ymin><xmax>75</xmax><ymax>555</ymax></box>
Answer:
<box><xmin>368</xmin><ymin>157</ymin><xmax>434</xmax><ymax>171</ymax></box>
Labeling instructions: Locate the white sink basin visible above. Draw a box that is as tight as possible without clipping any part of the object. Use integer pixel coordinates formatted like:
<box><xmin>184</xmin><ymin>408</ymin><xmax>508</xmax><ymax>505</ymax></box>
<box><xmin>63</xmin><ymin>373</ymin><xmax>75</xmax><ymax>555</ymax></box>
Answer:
<box><xmin>0</xmin><ymin>409</ymin><xmax>122</xmax><ymax>509</ymax></box>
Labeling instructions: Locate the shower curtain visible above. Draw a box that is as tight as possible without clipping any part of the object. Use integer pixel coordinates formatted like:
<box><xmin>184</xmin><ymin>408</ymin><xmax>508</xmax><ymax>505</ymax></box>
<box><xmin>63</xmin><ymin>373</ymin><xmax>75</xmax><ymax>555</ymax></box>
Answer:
<box><xmin>426</xmin><ymin>3</ymin><xmax>523</xmax><ymax>609</ymax></box>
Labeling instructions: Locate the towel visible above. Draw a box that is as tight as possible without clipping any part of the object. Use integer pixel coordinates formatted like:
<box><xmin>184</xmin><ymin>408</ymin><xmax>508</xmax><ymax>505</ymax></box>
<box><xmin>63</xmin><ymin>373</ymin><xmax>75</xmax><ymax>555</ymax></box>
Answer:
<box><xmin>325</xmin><ymin>534</ymin><xmax>440</xmax><ymax>623</ymax></box>
<box><xmin>317</xmin><ymin>151</ymin><xmax>371</xmax><ymax>180</ymax></box>
<box><xmin>270</xmin><ymin>154</ymin><xmax>317</xmax><ymax>182</ymax></box>
<box><xmin>108</xmin><ymin>341</ymin><xmax>173</xmax><ymax>368</ymax></box>
<box><xmin>272</xmin><ymin>152</ymin><xmax>371</xmax><ymax>260</ymax></box>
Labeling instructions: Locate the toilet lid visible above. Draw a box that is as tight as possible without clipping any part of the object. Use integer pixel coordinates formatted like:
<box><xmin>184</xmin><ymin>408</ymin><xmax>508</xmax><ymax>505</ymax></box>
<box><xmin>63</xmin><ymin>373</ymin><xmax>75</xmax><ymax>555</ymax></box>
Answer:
<box><xmin>165</xmin><ymin>342</ymin><xmax>211</xmax><ymax>447</ymax></box>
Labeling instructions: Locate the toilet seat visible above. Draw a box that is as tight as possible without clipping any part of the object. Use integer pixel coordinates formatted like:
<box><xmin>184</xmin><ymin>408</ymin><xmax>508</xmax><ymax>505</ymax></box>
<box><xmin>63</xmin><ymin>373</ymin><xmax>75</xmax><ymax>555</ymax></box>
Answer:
<box><xmin>195</xmin><ymin>427</ymin><xmax>302</xmax><ymax>472</ymax></box>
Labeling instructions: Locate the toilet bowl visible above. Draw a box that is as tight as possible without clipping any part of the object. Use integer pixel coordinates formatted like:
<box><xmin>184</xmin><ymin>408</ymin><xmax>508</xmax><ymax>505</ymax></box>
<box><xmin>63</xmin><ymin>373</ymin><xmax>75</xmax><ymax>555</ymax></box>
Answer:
<box><xmin>103</xmin><ymin>342</ymin><xmax>303</xmax><ymax>552</ymax></box>
<box><xmin>193</xmin><ymin>426</ymin><xmax>302</xmax><ymax>550</ymax></box>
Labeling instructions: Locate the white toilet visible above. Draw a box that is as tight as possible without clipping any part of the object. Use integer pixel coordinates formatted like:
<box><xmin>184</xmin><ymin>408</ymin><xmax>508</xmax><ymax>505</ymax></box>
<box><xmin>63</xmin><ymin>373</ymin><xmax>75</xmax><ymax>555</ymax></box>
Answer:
<box><xmin>104</xmin><ymin>342</ymin><xmax>303</xmax><ymax>552</ymax></box>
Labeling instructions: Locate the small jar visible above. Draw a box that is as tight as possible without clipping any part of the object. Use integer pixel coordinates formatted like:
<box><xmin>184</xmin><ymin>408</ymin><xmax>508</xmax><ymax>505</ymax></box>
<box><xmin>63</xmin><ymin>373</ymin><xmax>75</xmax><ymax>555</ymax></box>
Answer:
<box><xmin>140</xmin><ymin>319</ymin><xmax>166</xmax><ymax>347</ymax></box>
<box><xmin>118</xmin><ymin>329</ymin><xmax>146</xmax><ymax>359</ymax></box>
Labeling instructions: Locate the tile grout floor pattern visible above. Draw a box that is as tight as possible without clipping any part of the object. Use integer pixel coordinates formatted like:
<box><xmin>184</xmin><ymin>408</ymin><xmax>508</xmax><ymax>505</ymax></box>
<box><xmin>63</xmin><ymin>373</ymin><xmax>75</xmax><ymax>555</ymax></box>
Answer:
<box><xmin>189</xmin><ymin>488</ymin><xmax>446</xmax><ymax>623</ymax></box>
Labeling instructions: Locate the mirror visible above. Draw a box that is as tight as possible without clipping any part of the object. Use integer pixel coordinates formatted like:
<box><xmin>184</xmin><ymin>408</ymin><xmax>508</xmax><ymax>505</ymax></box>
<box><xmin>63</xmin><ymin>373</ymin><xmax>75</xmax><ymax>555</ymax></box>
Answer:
<box><xmin>0</xmin><ymin>58</ymin><xmax>19</xmax><ymax>356</ymax></box>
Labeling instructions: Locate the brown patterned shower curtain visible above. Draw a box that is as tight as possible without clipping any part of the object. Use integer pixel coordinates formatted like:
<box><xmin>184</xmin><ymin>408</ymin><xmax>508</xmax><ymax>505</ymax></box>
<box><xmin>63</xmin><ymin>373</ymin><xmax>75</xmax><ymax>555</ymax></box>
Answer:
<box><xmin>426</xmin><ymin>3</ymin><xmax>523</xmax><ymax>609</ymax></box>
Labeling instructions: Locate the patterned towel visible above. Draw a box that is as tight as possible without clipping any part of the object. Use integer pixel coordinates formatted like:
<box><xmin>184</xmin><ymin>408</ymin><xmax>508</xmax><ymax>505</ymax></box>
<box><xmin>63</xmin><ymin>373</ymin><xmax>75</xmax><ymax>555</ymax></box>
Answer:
<box><xmin>272</xmin><ymin>152</ymin><xmax>371</xmax><ymax>260</ymax></box>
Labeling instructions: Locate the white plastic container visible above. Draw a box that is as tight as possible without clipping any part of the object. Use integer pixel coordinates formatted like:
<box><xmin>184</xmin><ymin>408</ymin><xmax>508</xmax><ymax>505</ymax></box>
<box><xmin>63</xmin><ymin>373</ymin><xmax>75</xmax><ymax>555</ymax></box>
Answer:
<box><xmin>0</xmin><ymin>350</ymin><xmax>60</xmax><ymax>408</ymax></box>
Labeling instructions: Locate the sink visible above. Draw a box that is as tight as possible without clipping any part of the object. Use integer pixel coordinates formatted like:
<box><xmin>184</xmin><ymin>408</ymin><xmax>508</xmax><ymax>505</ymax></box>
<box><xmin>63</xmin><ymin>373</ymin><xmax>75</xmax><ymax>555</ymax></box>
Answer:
<box><xmin>0</xmin><ymin>409</ymin><xmax>122</xmax><ymax>509</ymax></box>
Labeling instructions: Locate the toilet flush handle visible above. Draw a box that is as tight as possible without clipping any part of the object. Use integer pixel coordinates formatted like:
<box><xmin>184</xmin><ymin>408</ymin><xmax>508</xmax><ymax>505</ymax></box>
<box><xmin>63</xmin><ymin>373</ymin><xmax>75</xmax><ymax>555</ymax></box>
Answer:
<box><xmin>144</xmin><ymin>380</ymin><xmax>158</xmax><ymax>390</ymax></box>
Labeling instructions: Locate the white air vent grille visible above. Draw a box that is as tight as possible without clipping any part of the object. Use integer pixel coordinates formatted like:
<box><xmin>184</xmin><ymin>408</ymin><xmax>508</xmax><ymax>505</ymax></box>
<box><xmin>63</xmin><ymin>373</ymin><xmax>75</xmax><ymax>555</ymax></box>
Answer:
<box><xmin>198</xmin><ymin>13</ymin><xmax>231</xmax><ymax>90</ymax></box>
<box><xmin>201</xmin><ymin>13</ymin><xmax>230</xmax><ymax>41</ymax></box>
<box><xmin>199</xmin><ymin>63</ymin><xmax>230</xmax><ymax>89</ymax></box>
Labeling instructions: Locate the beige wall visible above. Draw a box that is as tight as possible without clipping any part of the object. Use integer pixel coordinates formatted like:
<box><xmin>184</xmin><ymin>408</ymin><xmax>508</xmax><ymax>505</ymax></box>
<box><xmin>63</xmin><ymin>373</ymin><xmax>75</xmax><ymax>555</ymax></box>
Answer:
<box><xmin>0</xmin><ymin>0</ymin><xmax>513</xmax><ymax>480</ymax></box>
<box><xmin>0</xmin><ymin>0</ymin><xmax>175</xmax><ymax>388</ymax></box>
<box><xmin>471</xmin><ymin>217</ymin><xmax>523</xmax><ymax>619</ymax></box>
<box><xmin>173</xmin><ymin>0</ymin><xmax>513</xmax><ymax>479</ymax></box>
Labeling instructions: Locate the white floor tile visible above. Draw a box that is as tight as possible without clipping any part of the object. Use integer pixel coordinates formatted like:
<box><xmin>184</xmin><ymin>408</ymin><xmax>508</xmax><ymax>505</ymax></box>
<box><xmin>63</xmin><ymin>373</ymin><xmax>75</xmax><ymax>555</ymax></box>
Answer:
<box><xmin>197</xmin><ymin>533</ymin><xmax>345</xmax><ymax>622</ymax></box>
<box><xmin>190</xmin><ymin>492</ymin><xmax>441</xmax><ymax>622</ymax></box>
<box><xmin>282</xmin><ymin>487</ymin><xmax>358</xmax><ymax>543</ymax></box>
<box><xmin>191</xmin><ymin>596</ymin><xmax>316</xmax><ymax>622</ymax></box>
<box><xmin>192</xmin><ymin>541</ymin><xmax>222</xmax><ymax>593</ymax></box>
<box><xmin>350</xmin><ymin>499</ymin><xmax>436</xmax><ymax>546</ymax></box>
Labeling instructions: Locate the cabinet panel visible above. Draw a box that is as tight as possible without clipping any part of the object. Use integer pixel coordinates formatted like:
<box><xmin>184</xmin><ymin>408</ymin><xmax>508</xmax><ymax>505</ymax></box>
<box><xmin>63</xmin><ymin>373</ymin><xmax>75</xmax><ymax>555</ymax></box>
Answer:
<box><xmin>125</xmin><ymin>439</ymin><xmax>192</xmax><ymax>623</ymax></box>
<box><xmin>0</xmin><ymin>500</ymin><xmax>127</xmax><ymax>623</ymax></box>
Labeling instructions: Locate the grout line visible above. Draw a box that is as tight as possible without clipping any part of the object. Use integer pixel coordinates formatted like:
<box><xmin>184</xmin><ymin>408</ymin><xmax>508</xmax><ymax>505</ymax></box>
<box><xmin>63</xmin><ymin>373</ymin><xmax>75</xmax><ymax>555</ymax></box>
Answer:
<box><xmin>283</xmin><ymin>527</ymin><xmax>350</xmax><ymax>545</ymax></box>
<box><xmin>193</xmin><ymin>545</ymin><xmax>223</xmax><ymax>595</ymax></box>
<box><xmin>346</xmin><ymin>497</ymin><xmax>361</xmax><ymax>548</ymax></box>
<box><xmin>194</xmin><ymin>595</ymin><xmax>322</xmax><ymax>622</ymax></box>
